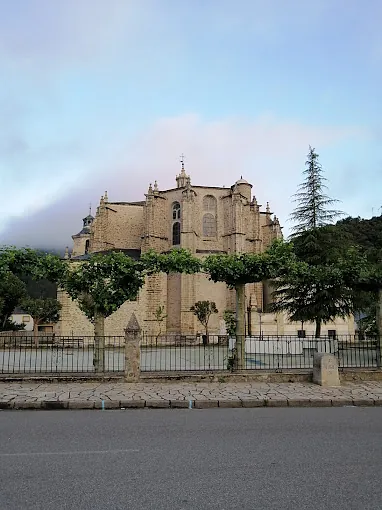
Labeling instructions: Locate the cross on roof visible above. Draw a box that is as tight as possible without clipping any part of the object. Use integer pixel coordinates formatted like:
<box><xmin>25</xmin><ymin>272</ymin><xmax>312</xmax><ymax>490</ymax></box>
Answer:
<box><xmin>179</xmin><ymin>153</ymin><xmax>186</xmax><ymax>170</ymax></box>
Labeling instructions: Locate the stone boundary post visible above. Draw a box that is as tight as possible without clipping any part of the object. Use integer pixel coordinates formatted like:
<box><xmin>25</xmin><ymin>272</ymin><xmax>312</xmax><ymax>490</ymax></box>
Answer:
<box><xmin>313</xmin><ymin>352</ymin><xmax>340</xmax><ymax>387</ymax></box>
<box><xmin>124</xmin><ymin>313</ymin><xmax>141</xmax><ymax>382</ymax></box>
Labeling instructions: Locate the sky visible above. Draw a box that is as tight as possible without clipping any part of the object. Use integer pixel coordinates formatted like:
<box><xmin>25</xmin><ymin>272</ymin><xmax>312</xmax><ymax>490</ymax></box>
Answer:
<box><xmin>0</xmin><ymin>0</ymin><xmax>381</xmax><ymax>249</ymax></box>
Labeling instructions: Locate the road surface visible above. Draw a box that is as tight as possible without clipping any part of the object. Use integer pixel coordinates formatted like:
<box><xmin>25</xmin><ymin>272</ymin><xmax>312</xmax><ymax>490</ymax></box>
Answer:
<box><xmin>1</xmin><ymin>408</ymin><xmax>382</xmax><ymax>509</ymax></box>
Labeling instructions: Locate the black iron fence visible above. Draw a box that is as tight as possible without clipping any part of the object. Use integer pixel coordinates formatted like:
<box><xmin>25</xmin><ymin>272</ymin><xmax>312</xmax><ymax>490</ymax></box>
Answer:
<box><xmin>0</xmin><ymin>333</ymin><xmax>380</xmax><ymax>375</ymax></box>
<box><xmin>140</xmin><ymin>334</ymin><xmax>229</xmax><ymax>372</ymax></box>
<box><xmin>0</xmin><ymin>336</ymin><xmax>125</xmax><ymax>375</ymax></box>
<box><xmin>234</xmin><ymin>335</ymin><xmax>380</xmax><ymax>371</ymax></box>
<box><xmin>140</xmin><ymin>334</ymin><xmax>381</xmax><ymax>372</ymax></box>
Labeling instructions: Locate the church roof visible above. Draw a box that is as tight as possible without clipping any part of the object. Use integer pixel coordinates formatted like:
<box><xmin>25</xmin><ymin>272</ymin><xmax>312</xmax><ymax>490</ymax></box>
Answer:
<box><xmin>73</xmin><ymin>226</ymin><xmax>91</xmax><ymax>237</ymax></box>
<box><xmin>235</xmin><ymin>177</ymin><xmax>250</xmax><ymax>185</ymax></box>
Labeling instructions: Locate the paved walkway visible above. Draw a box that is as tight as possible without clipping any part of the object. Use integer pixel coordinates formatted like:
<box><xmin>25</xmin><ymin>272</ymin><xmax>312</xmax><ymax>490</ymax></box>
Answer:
<box><xmin>1</xmin><ymin>381</ymin><xmax>382</xmax><ymax>409</ymax></box>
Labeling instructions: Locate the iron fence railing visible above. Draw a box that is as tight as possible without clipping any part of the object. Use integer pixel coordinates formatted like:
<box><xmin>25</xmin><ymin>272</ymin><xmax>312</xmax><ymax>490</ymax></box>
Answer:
<box><xmin>0</xmin><ymin>336</ymin><xmax>125</xmax><ymax>375</ymax></box>
<box><xmin>233</xmin><ymin>335</ymin><xmax>380</xmax><ymax>371</ymax></box>
<box><xmin>140</xmin><ymin>334</ymin><xmax>229</xmax><ymax>372</ymax></box>
<box><xmin>0</xmin><ymin>334</ymin><xmax>380</xmax><ymax>375</ymax></box>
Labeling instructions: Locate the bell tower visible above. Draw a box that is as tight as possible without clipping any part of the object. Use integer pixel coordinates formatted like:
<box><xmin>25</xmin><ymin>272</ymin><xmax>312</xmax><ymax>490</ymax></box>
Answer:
<box><xmin>176</xmin><ymin>154</ymin><xmax>191</xmax><ymax>188</ymax></box>
<box><xmin>71</xmin><ymin>207</ymin><xmax>94</xmax><ymax>257</ymax></box>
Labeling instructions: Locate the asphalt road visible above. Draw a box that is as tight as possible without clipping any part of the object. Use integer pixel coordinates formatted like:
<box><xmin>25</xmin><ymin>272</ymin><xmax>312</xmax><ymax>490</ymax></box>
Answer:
<box><xmin>1</xmin><ymin>408</ymin><xmax>382</xmax><ymax>510</ymax></box>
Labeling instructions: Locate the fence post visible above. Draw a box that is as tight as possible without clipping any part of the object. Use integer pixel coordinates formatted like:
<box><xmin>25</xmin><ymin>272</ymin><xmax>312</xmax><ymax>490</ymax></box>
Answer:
<box><xmin>124</xmin><ymin>313</ymin><xmax>141</xmax><ymax>382</ymax></box>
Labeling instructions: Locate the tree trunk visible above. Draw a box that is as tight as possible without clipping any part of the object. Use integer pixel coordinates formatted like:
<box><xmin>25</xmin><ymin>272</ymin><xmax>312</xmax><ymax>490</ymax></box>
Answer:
<box><xmin>377</xmin><ymin>289</ymin><xmax>382</xmax><ymax>368</ymax></box>
<box><xmin>235</xmin><ymin>283</ymin><xmax>246</xmax><ymax>370</ymax></box>
<box><xmin>33</xmin><ymin>320</ymin><xmax>39</xmax><ymax>347</ymax></box>
<box><xmin>205</xmin><ymin>325</ymin><xmax>209</xmax><ymax>345</ymax></box>
<box><xmin>94</xmin><ymin>312</ymin><xmax>105</xmax><ymax>373</ymax></box>
<box><xmin>315</xmin><ymin>319</ymin><xmax>321</xmax><ymax>339</ymax></box>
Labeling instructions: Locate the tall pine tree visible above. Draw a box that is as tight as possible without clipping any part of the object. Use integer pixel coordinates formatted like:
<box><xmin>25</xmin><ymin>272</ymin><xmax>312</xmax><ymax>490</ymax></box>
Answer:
<box><xmin>272</xmin><ymin>147</ymin><xmax>350</xmax><ymax>337</ymax></box>
<box><xmin>290</xmin><ymin>146</ymin><xmax>342</xmax><ymax>237</ymax></box>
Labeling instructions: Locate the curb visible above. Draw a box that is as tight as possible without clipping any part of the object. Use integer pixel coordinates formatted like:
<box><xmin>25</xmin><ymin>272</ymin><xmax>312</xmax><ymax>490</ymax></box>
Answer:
<box><xmin>0</xmin><ymin>398</ymin><xmax>381</xmax><ymax>410</ymax></box>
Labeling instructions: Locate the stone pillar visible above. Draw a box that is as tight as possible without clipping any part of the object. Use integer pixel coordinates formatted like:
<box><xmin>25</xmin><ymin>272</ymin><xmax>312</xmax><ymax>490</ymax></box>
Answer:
<box><xmin>124</xmin><ymin>313</ymin><xmax>141</xmax><ymax>382</ymax></box>
<box><xmin>313</xmin><ymin>353</ymin><xmax>340</xmax><ymax>387</ymax></box>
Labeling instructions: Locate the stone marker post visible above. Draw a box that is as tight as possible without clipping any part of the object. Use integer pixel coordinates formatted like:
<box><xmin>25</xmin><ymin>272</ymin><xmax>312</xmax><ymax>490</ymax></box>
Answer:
<box><xmin>124</xmin><ymin>313</ymin><xmax>141</xmax><ymax>382</ymax></box>
<box><xmin>313</xmin><ymin>352</ymin><xmax>340</xmax><ymax>387</ymax></box>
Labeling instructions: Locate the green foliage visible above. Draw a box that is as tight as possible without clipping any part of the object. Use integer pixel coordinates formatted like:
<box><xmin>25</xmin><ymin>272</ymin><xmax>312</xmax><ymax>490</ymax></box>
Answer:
<box><xmin>21</xmin><ymin>275</ymin><xmax>57</xmax><ymax>299</ymax></box>
<box><xmin>0</xmin><ymin>272</ymin><xmax>28</xmax><ymax>330</ymax></box>
<box><xmin>271</xmin><ymin>261</ymin><xmax>356</xmax><ymax>334</ymax></box>
<box><xmin>290</xmin><ymin>146</ymin><xmax>342</xmax><ymax>237</ymax></box>
<box><xmin>190</xmin><ymin>300</ymin><xmax>218</xmax><ymax>335</ymax></box>
<box><xmin>335</xmin><ymin>215</ymin><xmax>382</xmax><ymax>265</ymax></box>
<box><xmin>0</xmin><ymin>247</ymin><xmax>39</xmax><ymax>276</ymax></box>
<box><xmin>64</xmin><ymin>252</ymin><xmax>145</xmax><ymax>321</ymax></box>
<box><xmin>21</xmin><ymin>297</ymin><xmax>61</xmax><ymax>325</ymax></box>
<box><xmin>140</xmin><ymin>248</ymin><xmax>201</xmax><ymax>275</ymax></box>
<box><xmin>203</xmin><ymin>241</ymin><xmax>295</xmax><ymax>288</ymax></box>
<box><xmin>0</xmin><ymin>247</ymin><xmax>67</xmax><ymax>284</ymax></box>
<box><xmin>34</xmin><ymin>252</ymin><xmax>68</xmax><ymax>284</ymax></box>
<box><xmin>223</xmin><ymin>310</ymin><xmax>236</xmax><ymax>337</ymax></box>
<box><xmin>292</xmin><ymin>225</ymin><xmax>353</xmax><ymax>266</ymax></box>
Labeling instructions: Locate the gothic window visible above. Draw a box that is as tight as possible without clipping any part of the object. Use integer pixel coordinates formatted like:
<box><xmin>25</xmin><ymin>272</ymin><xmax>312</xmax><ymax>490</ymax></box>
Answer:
<box><xmin>203</xmin><ymin>195</ymin><xmax>217</xmax><ymax>211</ymax></box>
<box><xmin>172</xmin><ymin>202</ymin><xmax>181</xmax><ymax>220</ymax></box>
<box><xmin>85</xmin><ymin>239</ymin><xmax>90</xmax><ymax>254</ymax></box>
<box><xmin>202</xmin><ymin>195</ymin><xmax>217</xmax><ymax>237</ymax></box>
<box><xmin>203</xmin><ymin>213</ymin><xmax>217</xmax><ymax>237</ymax></box>
<box><xmin>172</xmin><ymin>221</ymin><xmax>181</xmax><ymax>245</ymax></box>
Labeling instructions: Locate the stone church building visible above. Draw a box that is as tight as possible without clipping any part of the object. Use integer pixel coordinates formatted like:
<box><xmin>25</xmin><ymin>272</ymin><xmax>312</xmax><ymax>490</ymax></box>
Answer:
<box><xmin>56</xmin><ymin>163</ymin><xmax>354</xmax><ymax>338</ymax></box>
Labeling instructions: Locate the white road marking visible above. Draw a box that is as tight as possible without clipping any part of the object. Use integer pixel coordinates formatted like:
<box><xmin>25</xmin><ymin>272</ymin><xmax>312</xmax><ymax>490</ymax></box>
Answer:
<box><xmin>0</xmin><ymin>449</ymin><xmax>139</xmax><ymax>457</ymax></box>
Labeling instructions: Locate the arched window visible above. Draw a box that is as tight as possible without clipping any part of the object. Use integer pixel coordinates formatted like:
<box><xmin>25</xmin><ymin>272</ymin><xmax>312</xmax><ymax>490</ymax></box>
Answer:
<box><xmin>85</xmin><ymin>239</ymin><xmax>90</xmax><ymax>254</ymax></box>
<box><xmin>202</xmin><ymin>195</ymin><xmax>217</xmax><ymax>237</ymax></box>
<box><xmin>203</xmin><ymin>213</ymin><xmax>217</xmax><ymax>237</ymax></box>
<box><xmin>172</xmin><ymin>222</ymin><xmax>181</xmax><ymax>245</ymax></box>
<box><xmin>203</xmin><ymin>195</ymin><xmax>217</xmax><ymax>211</ymax></box>
<box><xmin>172</xmin><ymin>202</ymin><xmax>181</xmax><ymax>220</ymax></box>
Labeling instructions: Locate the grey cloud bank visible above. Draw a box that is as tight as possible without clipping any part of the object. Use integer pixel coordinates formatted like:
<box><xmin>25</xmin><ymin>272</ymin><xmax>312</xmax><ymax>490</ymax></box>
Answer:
<box><xmin>0</xmin><ymin>114</ymin><xmax>370</xmax><ymax>249</ymax></box>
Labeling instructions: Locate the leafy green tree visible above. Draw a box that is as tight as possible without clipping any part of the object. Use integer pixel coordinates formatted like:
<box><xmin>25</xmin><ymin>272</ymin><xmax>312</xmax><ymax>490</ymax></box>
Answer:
<box><xmin>332</xmin><ymin>215</ymin><xmax>382</xmax><ymax>326</ymax></box>
<box><xmin>21</xmin><ymin>297</ymin><xmax>61</xmax><ymax>344</ymax></box>
<box><xmin>0</xmin><ymin>247</ymin><xmax>67</xmax><ymax>286</ymax></box>
<box><xmin>0</xmin><ymin>272</ymin><xmax>27</xmax><ymax>330</ymax></box>
<box><xmin>63</xmin><ymin>248</ymin><xmax>201</xmax><ymax>371</ymax></box>
<box><xmin>333</xmin><ymin>250</ymin><xmax>382</xmax><ymax>360</ymax></box>
<box><xmin>335</xmin><ymin>215</ymin><xmax>382</xmax><ymax>265</ymax></box>
<box><xmin>64</xmin><ymin>252</ymin><xmax>145</xmax><ymax>372</ymax></box>
<box><xmin>190</xmin><ymin>301</ymin><xmax>218</xmax><ymax>343</ymax></box>
<box><xmin>204</xmin><ymin>241</ymin><xmax>295</xmax><ymax>368</ymax></box>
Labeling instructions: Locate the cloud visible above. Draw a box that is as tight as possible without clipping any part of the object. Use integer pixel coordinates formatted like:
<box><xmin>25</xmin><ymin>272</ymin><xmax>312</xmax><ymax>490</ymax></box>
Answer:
<box><xmin>0</xmin><ymin>113</ymin><xmax>368</xmax><ymax>248</ymax></box>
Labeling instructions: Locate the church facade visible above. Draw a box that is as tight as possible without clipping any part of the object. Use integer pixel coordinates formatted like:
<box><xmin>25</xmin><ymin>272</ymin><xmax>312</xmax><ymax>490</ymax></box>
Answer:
<box><xmin>56</xmin><ymin>163</ymin><xmax>354</xmax><ymax>338</ymax></box>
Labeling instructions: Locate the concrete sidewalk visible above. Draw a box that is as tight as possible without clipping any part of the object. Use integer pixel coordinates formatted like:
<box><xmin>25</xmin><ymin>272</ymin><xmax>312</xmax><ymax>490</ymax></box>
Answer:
<box><xmin>1</xmin><ymin>381</ymin><xmax>382</xmax><ymax>409</ymax></box>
